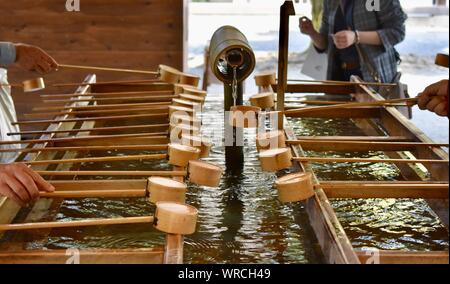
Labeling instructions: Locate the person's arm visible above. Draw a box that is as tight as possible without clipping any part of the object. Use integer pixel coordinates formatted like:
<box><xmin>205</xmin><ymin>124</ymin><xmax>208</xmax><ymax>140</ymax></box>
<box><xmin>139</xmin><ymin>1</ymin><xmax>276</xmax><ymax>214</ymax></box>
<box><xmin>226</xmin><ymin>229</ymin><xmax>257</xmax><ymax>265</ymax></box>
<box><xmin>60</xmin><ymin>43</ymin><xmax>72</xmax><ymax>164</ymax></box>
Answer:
<box><xmin>0</xmin><ymin>42</ymin><xmax>58</xmax><ymax>74</ymax></box>
<box><xmin>416</xmin><ymin>80</ymin><xmax>449</xmax><ymax>117</ymax></box>
<box><xmin>376</xmin><ymin>0</ymin><xmax>407</xmax><ymax>51</ymax></box>
<box><xmin>299</xmin><ymin>1</ymin><xmax>329</xmax><ymax>52</ymax></box>
<box><xmin>0</xmin><ymin>42</ymin><xmax>16</xmax><ymax>66</ymax></box>
<box><xmin>333</xmin><ymin>31</ymin><xmax>382</xmax><ymax>49</ymax></box>
<box><xmin>333</xmin><ymin>0</ymin><xmax>407</xmax><ymax>50</ymax></box>
<box><xmin>0</xmin><ymin>163</ymin><xmax>55</xmax><ymax>207</ymax></box>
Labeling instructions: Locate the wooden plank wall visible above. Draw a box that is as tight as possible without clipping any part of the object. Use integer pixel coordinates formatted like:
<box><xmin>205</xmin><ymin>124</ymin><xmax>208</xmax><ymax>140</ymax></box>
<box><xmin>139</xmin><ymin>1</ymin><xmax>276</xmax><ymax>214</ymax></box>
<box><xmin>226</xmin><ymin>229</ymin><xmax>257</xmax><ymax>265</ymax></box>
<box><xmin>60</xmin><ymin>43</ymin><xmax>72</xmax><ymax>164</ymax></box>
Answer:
<box><xmin>0</xmin><ymin>0</ymin><xmax>187</xmax><ymax>129</ymax></box>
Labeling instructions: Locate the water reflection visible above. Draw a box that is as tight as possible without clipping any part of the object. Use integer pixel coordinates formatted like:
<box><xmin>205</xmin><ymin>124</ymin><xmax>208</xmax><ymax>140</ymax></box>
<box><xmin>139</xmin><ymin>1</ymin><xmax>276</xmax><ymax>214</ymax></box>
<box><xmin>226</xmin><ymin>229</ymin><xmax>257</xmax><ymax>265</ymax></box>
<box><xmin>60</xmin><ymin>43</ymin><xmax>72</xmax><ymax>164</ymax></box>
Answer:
<box><xmin>289</xmin><ymin>116</ymin><xmax>449</xmax><ymax>252</ymax></box>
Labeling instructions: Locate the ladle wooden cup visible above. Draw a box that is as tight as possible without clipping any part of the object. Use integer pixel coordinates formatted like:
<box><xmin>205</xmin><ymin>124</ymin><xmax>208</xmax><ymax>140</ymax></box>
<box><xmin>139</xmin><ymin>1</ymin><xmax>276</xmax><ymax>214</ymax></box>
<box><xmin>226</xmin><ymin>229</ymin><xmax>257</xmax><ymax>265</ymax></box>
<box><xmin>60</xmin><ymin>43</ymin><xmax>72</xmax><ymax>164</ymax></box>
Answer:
<box><xmin>179</xmin><ymin>73</ymin><xmax>201</xmax><ymax>87</ymax></box>
<box><xmin>188</xmin><ymin>160</ymin><xmax>223</xmax><ymax>187</ymax></box>
<box><xmin>259</xmin><ymin>148</ymin><xmax>293</xmax><ymax>172</ymax></box>
<box><xmin>249</xmin><ymin>92</ymin><xmax>275</xmax><ymax>109</ymax></box>
<box><xmin>254</xmin><ymin>72</ymin><xmax>276</xmax><ymax>87</ymax></box>
<box><xmin>154</xmin><ymin>202</ymin><xmax>198</xmax><ymax>235</ymax></box>
<box><xmin>148</xmin><ymin>177</ymin><xmax>187</xmax><ymax>204</ymax></box>
<box><xmin>276</xmin><ymin>172</ymin><xmax>315</xmax><ymax>203</ymax></box>
<box><xmin>168</xmin><ymin>144</ymin><xmax>201</xmax><ymax>167</ymax></box>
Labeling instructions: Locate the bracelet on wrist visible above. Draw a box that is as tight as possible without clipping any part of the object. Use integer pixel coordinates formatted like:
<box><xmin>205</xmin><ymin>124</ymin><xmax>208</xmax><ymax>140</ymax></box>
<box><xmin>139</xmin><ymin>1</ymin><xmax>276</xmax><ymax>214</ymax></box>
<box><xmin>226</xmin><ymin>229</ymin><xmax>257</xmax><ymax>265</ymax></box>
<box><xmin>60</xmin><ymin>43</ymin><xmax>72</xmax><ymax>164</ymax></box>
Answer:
<box><xmin>354</xmin><ymin>30</ymin><xmax>360</xmax><ymax>45</ymax></box>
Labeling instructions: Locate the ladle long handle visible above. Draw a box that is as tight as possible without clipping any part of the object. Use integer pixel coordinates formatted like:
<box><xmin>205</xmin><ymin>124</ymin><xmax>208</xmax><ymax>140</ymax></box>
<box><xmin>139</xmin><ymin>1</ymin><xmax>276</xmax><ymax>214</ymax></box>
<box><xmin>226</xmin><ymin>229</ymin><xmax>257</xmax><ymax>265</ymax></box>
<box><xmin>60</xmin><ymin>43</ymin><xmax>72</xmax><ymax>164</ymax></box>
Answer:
<box><xmin>285</xmin><ymin>78</ymin><xmax>397</xmax><ymax>87</ymax></box>
<box><xmin>284</xmin><ymin>97</ymin><xmax>419</xmax><ymax>115</ymax></box>
<box><xmin>0</xmin><ymin>216</ymin><xmax>154</xmax><ymax>232</ymax></box>
<box><xmin>59</xmin><ymin>64</ymin><xmax>159</xmax><ymax>75</ymax></box>
<box><xmin>0</xmin><ymin>83</ymin><xmax>21</xmax><ymax>88</ymax></box>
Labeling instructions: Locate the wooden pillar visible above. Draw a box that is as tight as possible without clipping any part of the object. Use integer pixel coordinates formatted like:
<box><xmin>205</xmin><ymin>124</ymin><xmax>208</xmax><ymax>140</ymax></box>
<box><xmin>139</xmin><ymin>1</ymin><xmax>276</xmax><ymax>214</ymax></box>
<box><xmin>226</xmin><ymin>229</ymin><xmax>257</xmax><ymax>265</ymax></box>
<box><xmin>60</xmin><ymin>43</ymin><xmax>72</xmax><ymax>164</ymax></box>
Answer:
<box><xmin>276</xmin><ymin>1</ymin><xmax>296</xmax><ymax>129</ymax></box>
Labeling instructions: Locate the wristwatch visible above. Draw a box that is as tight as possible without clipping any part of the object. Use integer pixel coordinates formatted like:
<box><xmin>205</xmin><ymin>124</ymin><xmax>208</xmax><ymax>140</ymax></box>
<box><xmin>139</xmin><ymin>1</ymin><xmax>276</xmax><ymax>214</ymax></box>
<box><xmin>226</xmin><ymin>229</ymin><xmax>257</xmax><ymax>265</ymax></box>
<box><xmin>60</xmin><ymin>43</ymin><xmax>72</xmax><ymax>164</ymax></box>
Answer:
<box><xmin>354</xmin><ymin>30</ymin><xmax>361</xmax><ymax>45</ymax></box>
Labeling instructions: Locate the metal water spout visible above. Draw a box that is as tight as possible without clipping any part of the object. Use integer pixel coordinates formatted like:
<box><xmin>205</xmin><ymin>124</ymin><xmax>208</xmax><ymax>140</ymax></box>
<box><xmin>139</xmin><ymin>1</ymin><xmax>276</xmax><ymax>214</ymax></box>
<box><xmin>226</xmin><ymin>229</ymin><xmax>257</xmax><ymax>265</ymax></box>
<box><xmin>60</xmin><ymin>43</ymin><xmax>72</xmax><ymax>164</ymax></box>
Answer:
<box><xmin>209</xmin><ymin>26</ymin><xmax>256</xmax><ymax>170</ymax></box>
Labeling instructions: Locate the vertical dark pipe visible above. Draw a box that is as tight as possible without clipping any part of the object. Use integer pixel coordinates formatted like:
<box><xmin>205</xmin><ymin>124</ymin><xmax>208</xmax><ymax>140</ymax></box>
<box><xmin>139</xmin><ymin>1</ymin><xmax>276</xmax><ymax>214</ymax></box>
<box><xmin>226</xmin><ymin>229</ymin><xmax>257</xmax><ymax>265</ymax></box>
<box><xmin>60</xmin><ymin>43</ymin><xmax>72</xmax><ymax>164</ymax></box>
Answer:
<box><xmin>224</xmin><ymin>82</ymin><xmax>244</xmax><ymax>172</ymax></box>
<box><xmin>277</xmin><ymin>1</ymin><xmax>296</xmax><ymax>129</ymax></box>
<box><xmin>209</xmin><ymin>26</ymin><xmax>255</xmax><ymax>170</ymax></box>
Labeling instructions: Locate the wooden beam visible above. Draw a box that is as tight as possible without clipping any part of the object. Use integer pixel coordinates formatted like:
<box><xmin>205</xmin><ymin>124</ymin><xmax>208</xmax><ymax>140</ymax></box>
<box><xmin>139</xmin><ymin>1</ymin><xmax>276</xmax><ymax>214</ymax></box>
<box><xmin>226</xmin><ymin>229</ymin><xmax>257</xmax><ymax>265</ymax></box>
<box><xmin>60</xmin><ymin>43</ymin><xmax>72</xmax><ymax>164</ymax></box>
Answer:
<box><xmin>10</xmin><ymin>154</ymin><xmax>167</xmax><ymax>166</ymax></box>
<box><xmin>276</xmin><ymin>0</ymin><xmax>296</xmax><ymax>118</ymax></box>
<box><xmin>294</xmin><ymin>136</ymin><xmax>412</xmax><ymax>142</ymax></box>
<box><xmin>0</xmin><ymin>249</ymin><xmax>164</xmax><ymax>264</ymax></box>
<box><xmin>0</xmin><ymin>133</ymin><xmax>167</xmax><ymax>146</ymax></box>
<box><xmin>40</xmin><ymin>90</ymin><xmax>173</xmax><ymax>99</ymax></box>
<box><xmin>42</xmin><ymin>95</ymin><xmax>177</xmax><ymax>104</ymax></box>
<box><xmin>33</xmin><ymin>101</ymin><xmax>172</xmax><ymax>112</ymax></box>
<box><xmin>53</xmin><ymin>136</ymin><xmax>169</xmax><ymax>147</ymax></box>
<box><xmin>51</xmin><ymin>79</ymin><xmax>163</xmax><ymax>88</ymax></box>
<box><xmin>23</xmin><ymin>106</ymin><xmax>169</xmax><ymax>118</ymax></box>
<box><xmin>13</xmin><ymin>113</ymin><xmax>168</xmax><ymax>126</ymax></box>
<box><xmin>357</xmin><ymin>250</ymin><xmax>449</xmax><ymax>264</ymax></box>
<box><xmin>0</xmin><ymin>145</ymin><xmax>168</xmax><ymax>154</ymax></box>
<box><xmin>320</xmin><ymin>181</ymin><xmax>449</xmax><ymax>199</ymax></box>
<box><xmin>7</xmin><ymin>124</ymin><xmax>169</xmax><ymax>137</ymax></box>
<box><xmin>293</xmin><ymin>157</ymin><xmax>449</xmax><ymax>164</ymax></box>
<box><xmin>288</xmin><ymin>140</ymin><xmax>449</xmax><ymax>152</ymax></box>
<box><xmin>285</xmin><ymin>106</ymin><xmax>381</xmax><ymax>118</ymax></box>
<box><xmin>37</xmin><ymin>170</ymin><xmax>186</xmax><ymax>177</ymax></box>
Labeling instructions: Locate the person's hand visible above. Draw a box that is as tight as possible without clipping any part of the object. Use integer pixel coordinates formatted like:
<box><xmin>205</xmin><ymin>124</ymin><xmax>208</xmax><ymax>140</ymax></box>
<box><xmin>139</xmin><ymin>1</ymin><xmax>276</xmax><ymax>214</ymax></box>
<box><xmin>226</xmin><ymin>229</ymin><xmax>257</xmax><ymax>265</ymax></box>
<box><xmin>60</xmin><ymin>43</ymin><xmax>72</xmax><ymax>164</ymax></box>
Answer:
<box><xmin>14</xmin><ymin>43</ymin><xmax>58</xmax><ymax>74</ymax></box>
<box><xmin>415</xmin><ymin>80</ymin><xmax>449</xmax><ymax>117</ymax></box>
<box><xmin>0</xmin><ymin>163</ymin><xmax>55</xmax><ymax>207</ymax></box>
<box><xmin>333</xmin><ymin>30</ymin><xmax>356</xmax><ymax>49</ymax></box>
<box><xmin>299</xmin><ymin>17</ymin><xmax>316</xmax><ymax>36</ymax></box>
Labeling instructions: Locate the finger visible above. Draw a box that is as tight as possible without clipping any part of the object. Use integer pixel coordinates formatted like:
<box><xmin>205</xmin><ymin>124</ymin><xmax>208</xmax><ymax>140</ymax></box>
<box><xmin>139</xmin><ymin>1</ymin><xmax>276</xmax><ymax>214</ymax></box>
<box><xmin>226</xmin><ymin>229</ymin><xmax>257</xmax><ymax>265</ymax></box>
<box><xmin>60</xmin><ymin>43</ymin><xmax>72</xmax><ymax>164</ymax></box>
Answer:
<box><xmin>417</xmin><ymin>93</ymin><xmax>431</xmax><ymax>110</ymax></box>
<box><xmin>41</xmin><ymin>53</ymin><xmax>58</xmax><ymax>69</ymax></box>
<box><xmin>433</xmin><ymin>103</ymin><xmax>448</xmax><ymax>117</ymax></box>
<box><xmin>426</xmin><ymin>97</ymin><xmax>446</xmax><ymax>112</ymax></box>
<box><xmin>438</xmin><ymin>81</ymin><xmax>449</xmax><ymax>96</ymax></box>
<box><xmin>4</xmin><ymin>176</ymin><xmax>31</xmax><ymax>205</ymax></box>
<box><xmin>422</xmin><ymin>81</ymin><xmax>443</xmax><ymax>97</ymax></box>
<box><xmin>0</xmin><ymin>183</ymin><xmax>25</xmax><ymax>207</ymax></box>
<box><xmin>26</xmin><ymin>168</ymin><xmax>54</xmax><ymax>192</ymax></box>
<box><xmin>14</xmin><ymin>170</ymin><xmax>40</xmax><ymax>201</ymax></box>
<box><xmin>34</xmin><ymin>64</ymin><xmax>46</xmax><ymax>75</ymax></box>
<box><xmin>38</xmin><ymin>61</ymin><xmax>52</xmax><ymax>74</ymax></box>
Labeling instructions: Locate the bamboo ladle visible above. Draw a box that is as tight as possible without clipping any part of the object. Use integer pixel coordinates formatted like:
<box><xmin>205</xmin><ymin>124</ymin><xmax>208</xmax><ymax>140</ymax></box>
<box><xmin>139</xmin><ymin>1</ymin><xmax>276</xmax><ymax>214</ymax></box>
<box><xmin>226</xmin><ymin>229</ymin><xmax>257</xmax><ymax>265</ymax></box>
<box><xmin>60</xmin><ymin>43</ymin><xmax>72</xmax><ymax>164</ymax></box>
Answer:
<box><xmin>0</xmin><ymin>133</ymin><xmax>167</xmax><ymax>146</ymax></box>
<box><xmin>58</xmin><ymin>64</ymin><xmax>159</xmax><ymax>76</ymax></box>
<box><xmin>57</xmin><ymin>64</ymin><xmax>184</xmax><ymax>85</ymax></box>
<box><xmin>229</xmin><ymin>97</ymin><xmax>421</xmax><ymax>128</ymax></box>
<box><xmin>285</xmin><ymin>78</ymin><xmax>397</xmax><ymax>87</ymax></box>
<box><xmin>12</xmin><ymin>113</ymin><xmax>169</xmax><ymax>126</ymax></box>
<box><xmin>7</xmin><ymin>123</ymin><xmax>170</xmax><ymax>137</ymax></box>
<box><xmin>0</xmin><ymin>78</ymin><xmax>46</xmax><ymax>92</ymax></box>
<box><xmin>0</xmin><ymin>144</ymin><xmax>169</xmax><ymax>154</ymax></box>
<box><xmin>0</xmin><ymin>154</ymin><xmax>167</xmax><ymax>166</ymax></box>
<box><xmin>0</xmin><ymin>202</ymin><xmax>198</xmax><ymax>235</ymax></box>
<box><xmin>33</xmin><ymin>101</ymin><xmax>171</xmax><ymax>112</ymax></box>
<box><xmin>254</xmin><ymin>72</ymin><xmax>397</xmax><ymax>87</ymax></box>
<box><xmin>282</xmin><ymin>97</ymin><xmax>422</xmax><ymax>116</ymax></box>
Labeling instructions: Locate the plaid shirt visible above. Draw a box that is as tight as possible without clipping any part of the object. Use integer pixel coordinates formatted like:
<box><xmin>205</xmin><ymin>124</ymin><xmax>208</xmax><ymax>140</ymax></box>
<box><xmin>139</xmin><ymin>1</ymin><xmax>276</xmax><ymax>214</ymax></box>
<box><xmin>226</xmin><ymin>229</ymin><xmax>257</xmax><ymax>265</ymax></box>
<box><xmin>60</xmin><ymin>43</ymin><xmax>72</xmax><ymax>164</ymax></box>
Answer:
<box><xmin>0</xmin><ymin>42</ymin><xmax>16</xmax><ymax>66</ymax></box>
<box><xmin>319</xmin><ymin>0</ymin><xmax>407</xmax><ymax>83</ymax></box>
